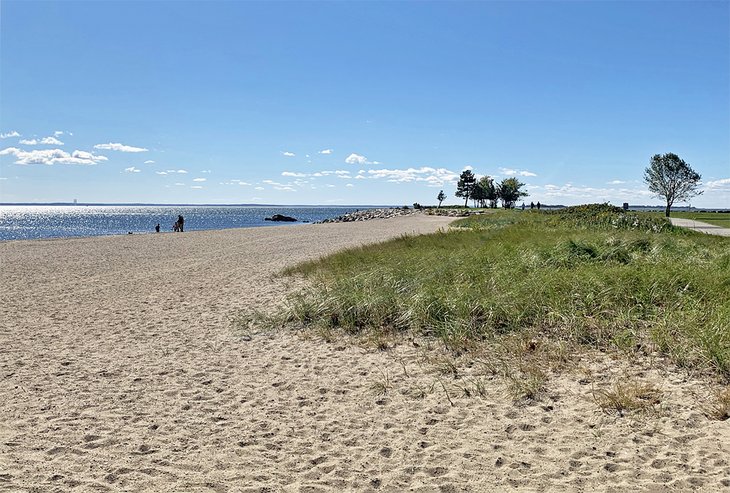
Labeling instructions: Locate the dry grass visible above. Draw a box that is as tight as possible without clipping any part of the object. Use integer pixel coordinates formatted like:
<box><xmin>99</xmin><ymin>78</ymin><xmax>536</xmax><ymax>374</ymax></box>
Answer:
<box><xmin>593</xmin><ymin>380</ymin><xmax>663</xmax><ymax>416</ymax></box>
<box><xmin>704</xmin><ymin>386</ymin><xmax>730</xmax><ymax>421</ymax></box>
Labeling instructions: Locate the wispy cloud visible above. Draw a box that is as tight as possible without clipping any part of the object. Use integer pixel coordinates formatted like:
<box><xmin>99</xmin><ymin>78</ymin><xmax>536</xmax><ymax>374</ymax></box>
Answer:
<box><xmin>282</xmin><ymin>171</ymin><xmax>306</xmax><ymax>177</ymax></box>
<box><xmin>94</xmin><ymin>142</ymin><xmax>148</xmax><ymax>152</ymax></box>
<box><xmin>53</xmin><ymin>130</ymin><xmax>64</xmax><ymax>137</ymax></box>
<box><xmin>607</xmin><ymin>179</ymin><xmax>627</xmax><ymax>185</ymax></box>
<box><xmin>0</xmin><ymin>147</ymin><xmax>107</xmax><ymax>165</ymax></box>
<box><xmin>499</xmin><ymin>167</ymin><xmax>537</xmax><ymax>177</ymax></box>
<box><xmin>144</xmin><ymin>160</ymin><xmax>155</xmax><ymax>164</ymax></box>
<box><xmin>540</xmin><ymin>183</ymin><xmax>653</xmax><ymax>201</ymax></box>
<box><xmin>282</xmin><ymin>151</ymin><xmax>296</xmax><ymax>157</ymax></box>
<box><xmin>221</xmin><ymin>179</ymin><xmax>251</xmax><ymax>186</ymax></box>
<box><xmin>19</xmin><ymin>136</ymin><xmax>65</xmax><ymax>146</ymax></box>
<box><xmin>0</xmin><ymin>131</ymin><xmax>20</xmax><ymax>139</ymax></box>
<box><xmin>192</xmin><ymin>177</ymin><xmax>206</xmax><ymax>182</ymax></box>
<box><xmin>345</xmin><ymin>183</ymin><xmax>354</xmax><ymax>188</ymax></box>
<box><xmin>124</xmin><ymin>166</ymin><xmax>141</xmax><ymax>173</ymax></box>
<box><xmin>345</xmin><ymin>153</ymin><xmax>380</xmax><ymax>165</ymax></box>
<box><xmin>191</xmin><ymin>185</ymin><xmax>203</xmax><ymax>189</ymax></box>
<box><xmin>262</xmin><ymin>179</ymin><xmax>296</xmax><ymax>191</ymax></box>
<box><xmin>319</xmin><ymin>149</ymin><xmax>333</xmax><ymax>155</ymax></box>
<box><xmin>165</xmin><ymin>169</ymin><xmax>188</xmax><ymax>174</ymax></box>
<box><xmin>704</xmin><ymin>177</ymin><xmax>730</xmax><ymax>190</ymax></box>
<box><xmin>364</xmin><ymin>167</ymin><xmax>459</xmax><ymax>187</ymax></box>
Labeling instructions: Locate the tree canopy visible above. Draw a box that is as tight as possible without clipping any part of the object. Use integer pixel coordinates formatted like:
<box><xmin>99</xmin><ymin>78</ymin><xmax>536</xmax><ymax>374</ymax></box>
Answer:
<box><xmin>436</xmin><ymin>190</ymin><xmax>447</xmax><ymax>208</ymax></box>
<box><xmin>496</xmin><ymin>177</ymin><xmax>528</xmax><ymax>209</ymax></box>
<box><xmin>455</xmin><ymin>170</ymin><xmax>477</xmax><ymax>207</ymax></box>
<box><xmin>644</xmin><ymin>153</ymin><xmax>702</xmax><ymax>217</ymax></box>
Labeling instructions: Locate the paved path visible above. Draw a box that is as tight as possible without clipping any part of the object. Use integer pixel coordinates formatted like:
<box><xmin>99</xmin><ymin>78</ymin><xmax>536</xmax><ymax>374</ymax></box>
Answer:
<box><xmin>669</xmin><ymin>217</ymin><xmax>730</xmax><ymax>237</ymax></box>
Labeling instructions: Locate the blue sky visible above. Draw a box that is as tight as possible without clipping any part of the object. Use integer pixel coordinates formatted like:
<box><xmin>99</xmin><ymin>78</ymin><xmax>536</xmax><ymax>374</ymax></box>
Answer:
<box><xmin>1</xmin><ymin>1</ymin><xmax>728</xmax><ymax>206</ymax></box>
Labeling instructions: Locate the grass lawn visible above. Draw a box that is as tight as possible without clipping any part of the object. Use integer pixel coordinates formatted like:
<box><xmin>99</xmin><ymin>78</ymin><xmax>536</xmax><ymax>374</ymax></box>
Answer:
<box><xmin>275</xmin><ymin>205</ymin><xmax>730</xmax><ymax>386</ymax></box>
<box><xmin>670</xmin><ymin>211</ymin><xmax>730</xmax><ymax>229</ymax></box>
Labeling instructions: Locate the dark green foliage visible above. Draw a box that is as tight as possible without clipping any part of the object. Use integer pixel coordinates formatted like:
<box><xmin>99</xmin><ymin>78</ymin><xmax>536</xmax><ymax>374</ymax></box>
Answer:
<box><xmin>437</xmin><ymin>190</ymin><xmax>447</xmax><ymax>208</ymax></box>
<box><xmin>455</xmin><ymin>170</ymin><xmax>477</xmax><ymax>207</ymax></box>
<box><xmin>496</xmin><ymin>177</ymin><xmax>528</xmax><ymax>208</ymax></box>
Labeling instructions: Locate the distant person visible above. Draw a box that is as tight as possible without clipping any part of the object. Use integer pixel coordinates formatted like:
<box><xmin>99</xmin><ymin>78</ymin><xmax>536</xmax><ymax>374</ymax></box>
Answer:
<box><xmin>155</xmin><ymin>223</ymin><xmax>160</xmax><ymax>233</ymax></box>
<box><xmin>521</xmin><ymin>202</ymin><xmax>525</xmax><ymax>210</ymax></box>
<box><xmin>172</xmin><ymin>221</ymin><xmax>179</xmax><ymax>232</ymax></box>
<box><xmin>536</xmin><ymin>201</ymin><xmax>541</xmax><ymax>210</ymax></box>
<box><xmin>177</xmin><ymin>215</ymin><xmax>185</xmax><ymax>232</ymax></box>
<box><xmin>530</xmin><ymin>202</ymin><xmax>535</xmax><ymax>210</ymax></box>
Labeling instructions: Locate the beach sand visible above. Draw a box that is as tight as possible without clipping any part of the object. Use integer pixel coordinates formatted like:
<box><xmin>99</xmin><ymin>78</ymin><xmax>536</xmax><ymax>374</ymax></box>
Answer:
<box><xmin>1</xmin><ymin>215</ymin><xmax>728</xmax><ymax>492</ymax></box>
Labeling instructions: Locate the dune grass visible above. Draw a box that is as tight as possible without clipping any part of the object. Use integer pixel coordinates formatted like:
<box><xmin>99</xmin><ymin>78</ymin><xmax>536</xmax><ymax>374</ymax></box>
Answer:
<box><xmin>278</xmin><ymin>205</ymin><xmax>730</xmax><ymax>382</ymax></box>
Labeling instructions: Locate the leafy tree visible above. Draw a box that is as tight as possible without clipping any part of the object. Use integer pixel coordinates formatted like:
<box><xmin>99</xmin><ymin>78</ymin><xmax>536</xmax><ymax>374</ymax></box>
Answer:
<box><xmin>471</xmin><ymin>179</ymin><xmax>488</xmax><ymax>207</ymax></box>
<box><xmin>436</xmin><ymin>190</ymin><xmax>446</xmax><ymax>208</ymax></box>
<box><xmin>497</xmin><ymin>177</ymin><xmax>528</xmax><ymax>209</ymax></box>
<box><xmin>478</xmin><ymin>176</ymin><xmax>497</xmax><ymax>208</ymax></box>
<box><xmin>455</xmin><ymin>170</ymin><xmax>477</xmax><ymax>207</ymax></box>
<box><xmin>644</xmin><ymin>153</ymin><xmax>703</xmax><ymax>217</ymax></box>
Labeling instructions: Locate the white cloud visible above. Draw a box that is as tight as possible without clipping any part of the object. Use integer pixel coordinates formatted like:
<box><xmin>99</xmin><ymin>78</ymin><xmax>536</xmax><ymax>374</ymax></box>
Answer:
<box><xmin>364</xmin><ymin>167</ymin><xmax>460</xmax><ymax>187</ymax></box>
<box><xmin>201</xmin><ymin>169</ymin><xmax>211</xmax><ymax>173</ymax></box>
<box><xmin>164</xmin><ymin>169</ymin><xmax>188</xmax><ymax>174</ymax></box>
<box><xmin>282</xmin><ymin>171</ymin><xmax>306</xmax><ymax>177</ymax></box>
<box><xmin>705</xmin><ymin>177</ymin><xmax>730</xmax><ymax>190</ymax></box>
<box><xmin>345</xmin><ymin>183</ymin><xmax>354</xmax><ymax>188</ymax></box>
<box><xmin>282</xmin><ymin>151</ymin><xmax>296</xmax><ymax>157</ymax></box>
<box><xmin>319</xmin><ymin>149</ymin><xmax>333</xmax><ymax>155</ymax></box>
<box><xmin>463</xmin><ymin>165</ymin><xmax>473</xmax><ymax>171</ymax></box>
<box><xmin>1</xmin><ymin>131</ymin><xmax>20</xmax><ymax>139</ymax></box>
<box><xmin>53</xmin><ymin>130</ymin><xmax>64</xmax><ymax>137</ymax></box>
<box><xmin>18</xmin><ymin>137</ymin><xmax>64</xmax><ymax>145</ymax></box>
<box><xmin>192</xmin><ymin>178</ymin><xmax>206</xmax><ymax>182</ymax></box>
<box><xmin>0</xmin><ymin>147</ymin><xmax>107</xmax><ymax>165</ymax></box>
<box><xmin>607</xmin><ymin>179</ymin><xmax>626</xmax><ymax>185</ymax></box>
<box><xmin>541</xmin><ymin>183</ymin><xmax>653</xmax><ymax>201</ymax></box>
<box><xmin>144</xmin><ymin>160</ymin><xmax>155</xmax><ymax>164</ymax></box>
<box><xmin>94</xmin><ymin>142</ymin><xmax>148</xmax><ymax>152</ymax></box>
<box><xmin>345</xmin><ymin>153</ymin><xmax>379</xmax><ymax>165</ymax></box>
<box><xmin>156</xmin><ymin>171</ymin><xmax>168</xmax><ymax>175</ymax></box>
<box><xmin>263</xmin><ymin>179</ymin><xmax>296</xmax><ymax>191</ymax></box>
<box><xmin>124</xmin><ymin>166</ymin><xmax>141</xmax><ymax>173</ymax></box>
<box><xmin>191</xmin><ymin>185</ymin><xmax>203</xmax><ymax>189</ymax></box>
<box><xmin>499</xmin><ymin>167</ymin><xmax>537</xmax><ymax>177</ymax></box>
<box><xmin>255</xmin><ymin>186</ymin><xmax>264</xmax><ymax>190</ymax></box>
<box><xmin>175</xmin><ymin>182</ymin><xmax>185</xmax><ymax>186</ymax></box>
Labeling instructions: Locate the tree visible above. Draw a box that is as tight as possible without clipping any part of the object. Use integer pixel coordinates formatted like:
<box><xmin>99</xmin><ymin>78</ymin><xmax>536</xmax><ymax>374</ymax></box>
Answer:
<box><xmin>479</xmin><ymin>176</ymin><xmax>497</xmax><ymax>208</ymax></box>
<box><xmin>436</xmin><ymin>190</ymin><xmax>446</xmax><ymax>208</ymax></box>
<box><xmin>471</xmin><ymin>179</ymin><xmax>488</xmax><ymax>207</ymax></box>
<box><xmin>455</xmin><ymin>170</ymin><xmax>477</xmax><ymax>207</ymax></box>
<box><xmin>644</xmin><ymin>153</ymin><xmax>702</xmax><ymax>217</ymax></box>
<box><xmin>496</xmin><ymin>177</ymin><xmax>528</xmax><ymax>209</ymax></box>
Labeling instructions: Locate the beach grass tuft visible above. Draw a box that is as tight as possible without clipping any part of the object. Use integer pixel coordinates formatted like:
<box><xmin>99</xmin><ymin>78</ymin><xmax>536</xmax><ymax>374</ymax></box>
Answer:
<box><xmin>276</xmin><ymin>204</ymin><xmax>730</xmax><ymax>386</ymax></box>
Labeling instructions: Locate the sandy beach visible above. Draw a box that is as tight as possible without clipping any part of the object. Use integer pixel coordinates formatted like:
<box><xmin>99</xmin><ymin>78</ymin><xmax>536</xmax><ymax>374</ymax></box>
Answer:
<box><xmin>1</xmin><ymin>215</ymin><xmax>728</xmax><ymax>493</ymax></box>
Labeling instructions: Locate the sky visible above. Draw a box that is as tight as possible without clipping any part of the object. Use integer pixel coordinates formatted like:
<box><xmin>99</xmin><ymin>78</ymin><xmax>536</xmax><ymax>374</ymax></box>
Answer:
<box><xmin>1</xmin><ymin>1</ymin><xmax>728</xmax><ymax>207</ymax></box>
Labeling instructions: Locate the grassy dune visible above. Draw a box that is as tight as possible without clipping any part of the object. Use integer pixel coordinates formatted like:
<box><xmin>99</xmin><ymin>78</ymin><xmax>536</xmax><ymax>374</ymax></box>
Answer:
<box><xmin>280</xmin><ymin>205</ymin><xmax>730</xmax><ymax>382</ymax></box>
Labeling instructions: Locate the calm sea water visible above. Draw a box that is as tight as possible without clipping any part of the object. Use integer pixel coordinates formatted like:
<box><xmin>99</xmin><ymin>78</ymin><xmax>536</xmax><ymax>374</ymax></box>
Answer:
<box><xmin>0</xmin><ymin>205</ymin><xmax>363</xmax><ymax>241</ymax></box>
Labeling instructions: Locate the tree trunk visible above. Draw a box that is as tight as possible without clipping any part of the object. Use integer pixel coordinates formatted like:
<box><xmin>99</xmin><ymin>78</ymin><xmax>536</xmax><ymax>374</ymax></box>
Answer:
<box><xmin>665</xmin><ymin>203</ymin><xmax>671</xmax><ymax>217</ymax></box>
<box><xmin>464</xmin><ymin>196</ymin><xmax>469</xmax><ymax>207</ymax></box>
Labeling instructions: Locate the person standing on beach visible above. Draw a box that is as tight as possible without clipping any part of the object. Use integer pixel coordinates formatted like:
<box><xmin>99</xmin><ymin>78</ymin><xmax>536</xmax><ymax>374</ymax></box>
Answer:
<box><xmin>155</xmin><ymin>223</ymin><xmax>160</xmax><ymax>233</ymax></box>
<box><xmin>177</xmin><ymin>215</ymin><xmax>185</xmax><ymax>232</ymax></box>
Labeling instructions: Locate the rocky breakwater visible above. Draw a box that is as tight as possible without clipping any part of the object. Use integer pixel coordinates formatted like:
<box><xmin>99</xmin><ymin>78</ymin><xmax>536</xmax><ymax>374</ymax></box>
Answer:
<box><xmin>317</xmin><ymin>208</ymin><xmax>420</xmax><ymax>223</ymax></box>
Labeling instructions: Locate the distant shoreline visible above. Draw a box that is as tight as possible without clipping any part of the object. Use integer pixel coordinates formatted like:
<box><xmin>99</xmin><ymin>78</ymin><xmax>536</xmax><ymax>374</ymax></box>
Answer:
<box><xmin>2</xmin><ymin>203</ymin><xmax>728</xmax><ymax>212</ymax></box>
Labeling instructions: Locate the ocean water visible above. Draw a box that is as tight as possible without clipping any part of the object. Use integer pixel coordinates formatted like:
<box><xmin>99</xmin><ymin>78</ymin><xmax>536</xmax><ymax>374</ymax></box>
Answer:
<box><xmin>0</xmin><ymin>205</ymin><xmax>363</xmax><ymax>241</ymax></box>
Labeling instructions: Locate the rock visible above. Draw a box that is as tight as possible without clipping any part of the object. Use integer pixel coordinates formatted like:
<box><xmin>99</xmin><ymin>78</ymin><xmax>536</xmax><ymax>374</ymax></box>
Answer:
<box><xmin>265</xmin><ymin>214</ymin><xmax>297</xmax><ymax>222</ymax></box>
